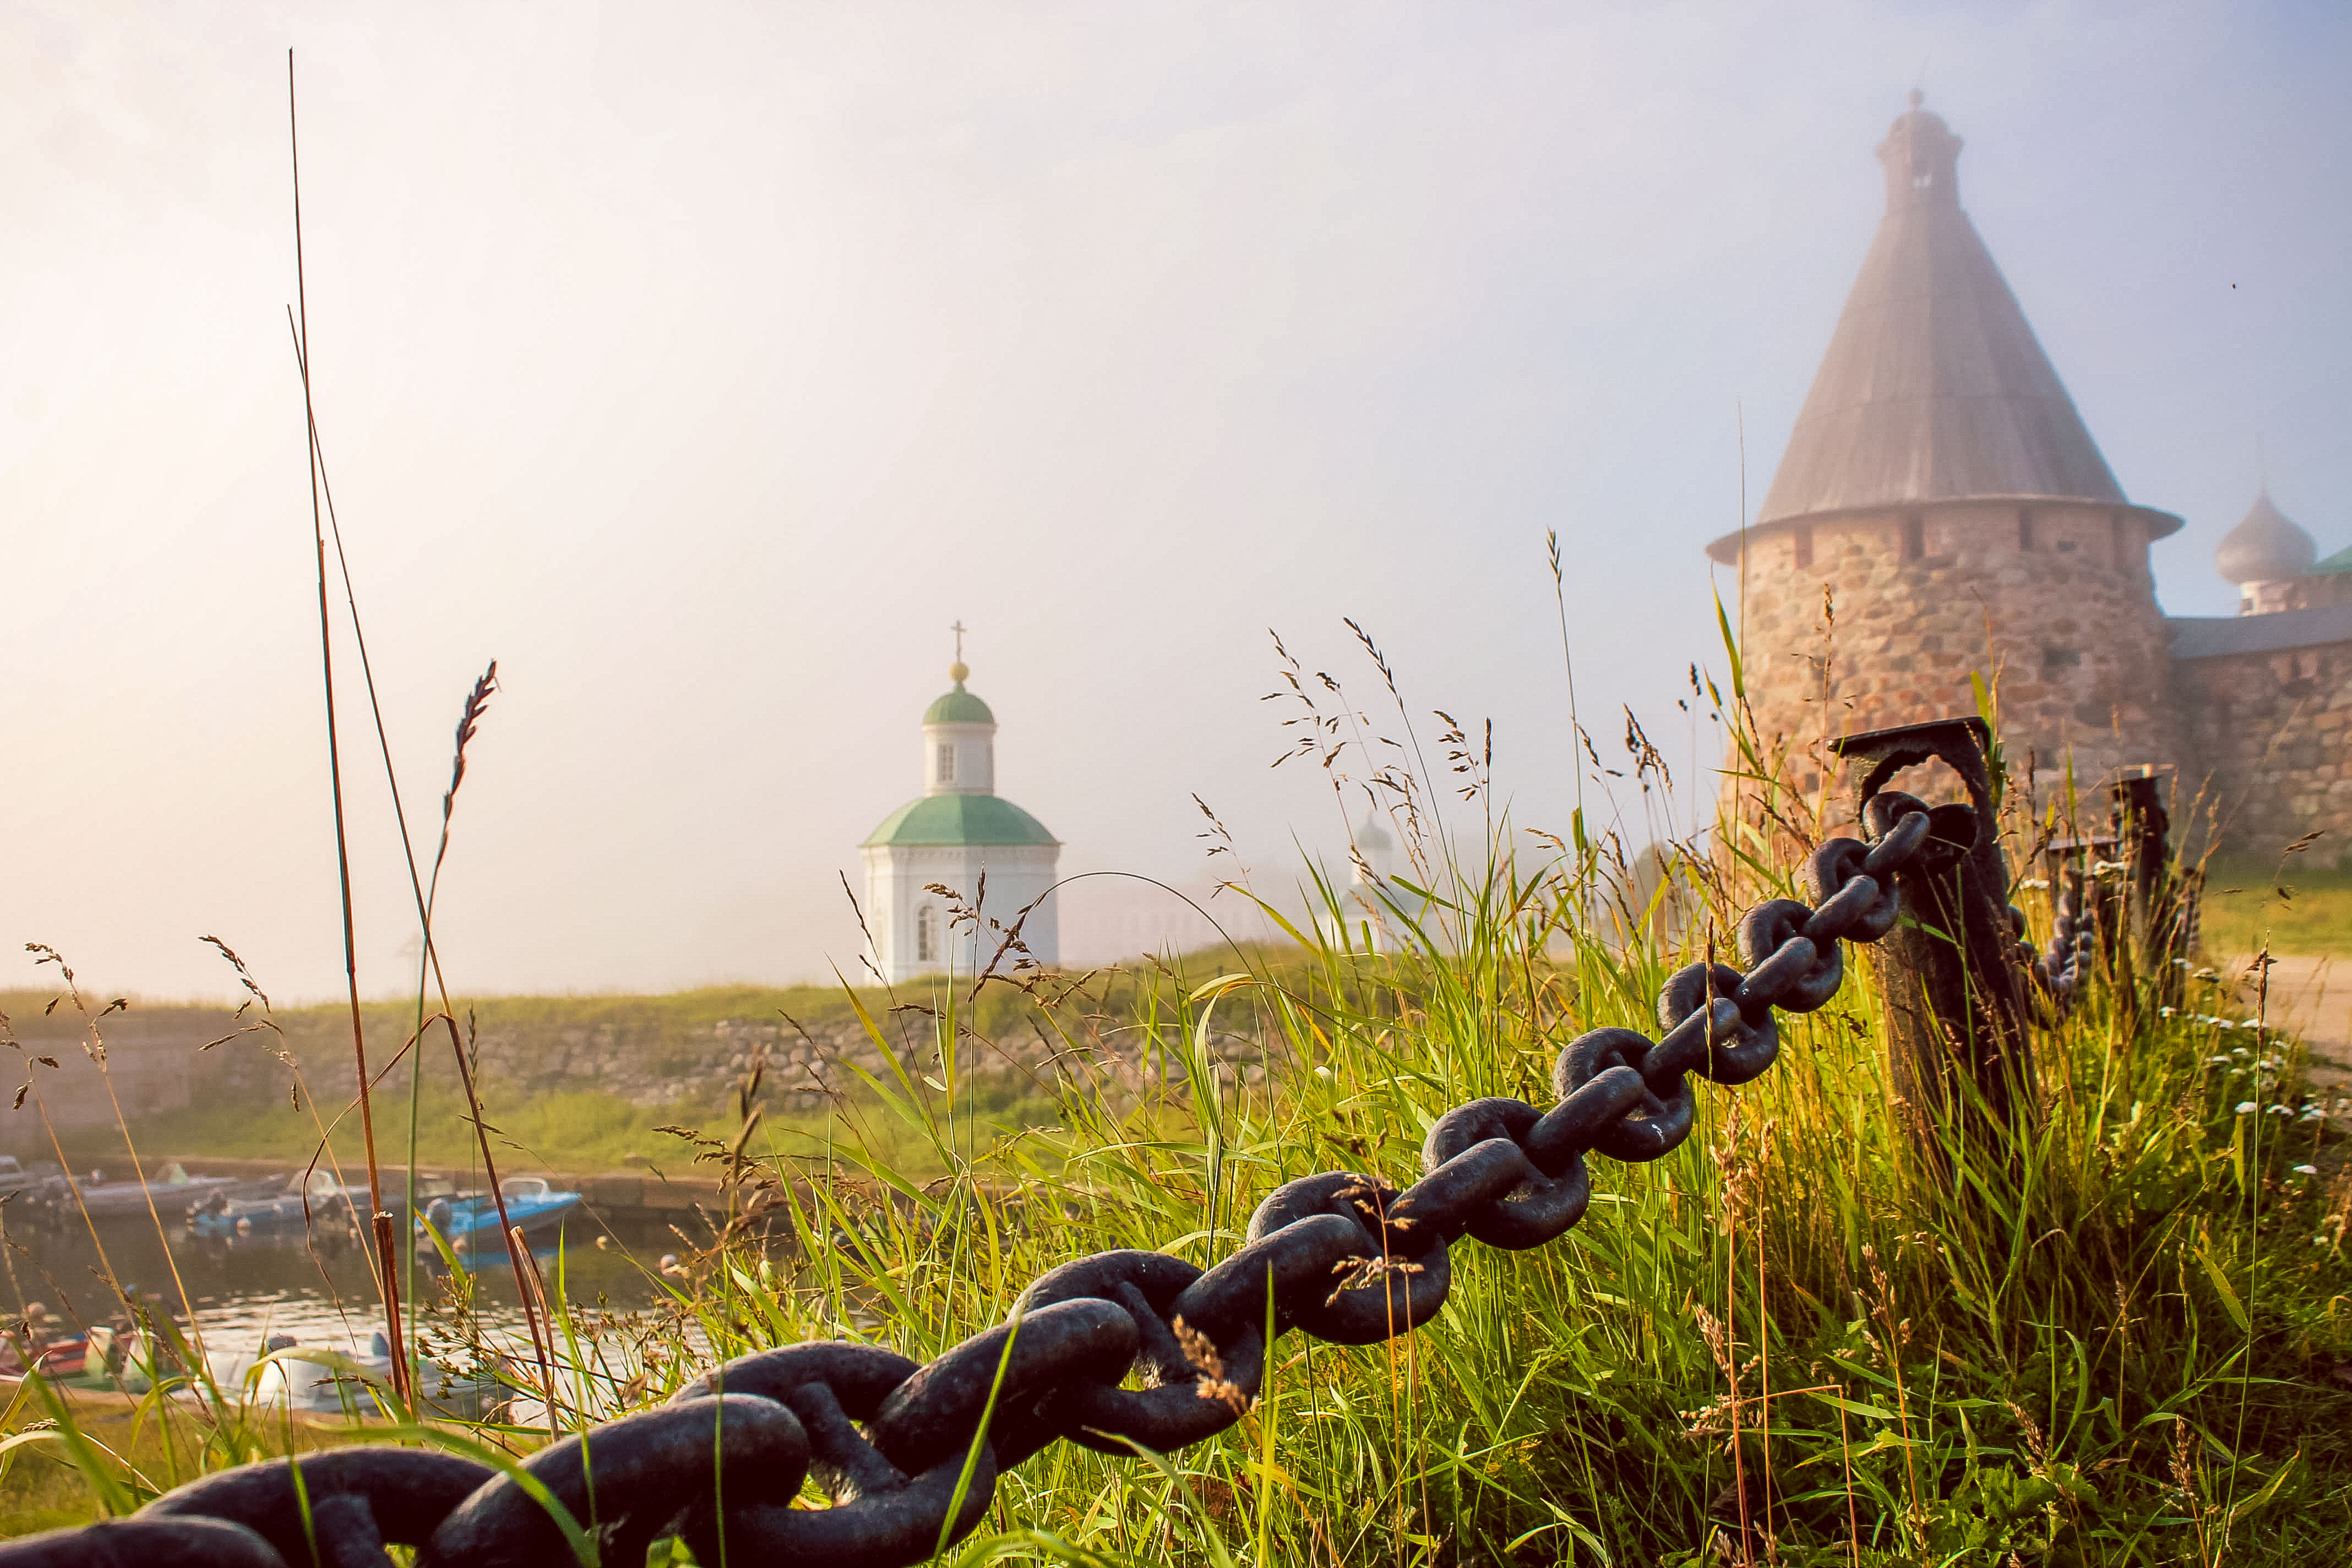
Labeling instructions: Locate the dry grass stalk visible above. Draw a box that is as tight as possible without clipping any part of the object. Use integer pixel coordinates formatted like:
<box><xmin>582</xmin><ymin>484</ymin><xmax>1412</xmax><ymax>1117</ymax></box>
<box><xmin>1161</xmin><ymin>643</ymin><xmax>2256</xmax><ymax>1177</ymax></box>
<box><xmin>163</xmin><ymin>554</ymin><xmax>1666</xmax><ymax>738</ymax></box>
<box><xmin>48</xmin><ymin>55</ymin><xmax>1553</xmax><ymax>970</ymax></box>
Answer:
<box><xmin>285</xmin><ymin>53</ymin><xmax>406</xmax><ymax>1408</ymax></box>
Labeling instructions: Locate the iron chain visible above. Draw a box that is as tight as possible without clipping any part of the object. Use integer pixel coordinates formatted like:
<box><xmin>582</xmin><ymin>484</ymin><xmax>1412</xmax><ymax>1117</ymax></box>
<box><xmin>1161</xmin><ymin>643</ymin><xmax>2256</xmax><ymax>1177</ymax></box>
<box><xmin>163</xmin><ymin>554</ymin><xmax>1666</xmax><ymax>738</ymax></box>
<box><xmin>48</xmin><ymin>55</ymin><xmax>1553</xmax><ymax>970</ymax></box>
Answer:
<box><xmin>2027</xmin><ymin>880</ymin><xmax>2094</xmax><ymax>1016</ymax></box>
<box><xmin>0</xmin><ymin>801</ymin><xmax>1947</xmax><ymax>1568</ymax></box>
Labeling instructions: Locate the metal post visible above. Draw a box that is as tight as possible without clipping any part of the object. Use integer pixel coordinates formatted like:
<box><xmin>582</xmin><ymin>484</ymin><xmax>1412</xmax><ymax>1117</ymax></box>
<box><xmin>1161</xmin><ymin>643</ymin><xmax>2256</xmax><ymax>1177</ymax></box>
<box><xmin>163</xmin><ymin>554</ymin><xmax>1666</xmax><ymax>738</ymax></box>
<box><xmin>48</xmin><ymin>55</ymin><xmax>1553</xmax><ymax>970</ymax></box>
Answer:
<box><xmin>1829</xmin><ymin>717</ymin><xmax>2037</xmax><ymax>1166</ymax></box>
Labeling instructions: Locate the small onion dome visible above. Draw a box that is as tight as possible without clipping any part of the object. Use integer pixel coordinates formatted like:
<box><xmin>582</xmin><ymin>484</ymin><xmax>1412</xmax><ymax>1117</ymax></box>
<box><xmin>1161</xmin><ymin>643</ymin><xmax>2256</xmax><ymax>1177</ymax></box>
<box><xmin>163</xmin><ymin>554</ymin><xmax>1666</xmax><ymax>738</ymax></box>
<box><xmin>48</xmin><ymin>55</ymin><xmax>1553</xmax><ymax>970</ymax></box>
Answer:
<box><xmin>2215</xmin><ymin>488</ymin><xmax>2316</xmax><ymax>584</ymax></box>
<box><xmin>1354</xmin><ymin>814</ymin><xmax>1395</xmax><ymax>854</ymax></box>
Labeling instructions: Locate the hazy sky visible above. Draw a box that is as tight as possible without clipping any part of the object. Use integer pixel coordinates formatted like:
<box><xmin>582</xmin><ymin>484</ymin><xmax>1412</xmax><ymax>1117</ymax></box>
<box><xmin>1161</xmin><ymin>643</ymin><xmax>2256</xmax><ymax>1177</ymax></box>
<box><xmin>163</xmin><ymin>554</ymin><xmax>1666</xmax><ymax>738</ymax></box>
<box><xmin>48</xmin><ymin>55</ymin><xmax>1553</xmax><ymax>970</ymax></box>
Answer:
<box><xmin>5</xmin><ymin>2</ymin><xmax>2346</xmax><ymax>1002</ymax></box>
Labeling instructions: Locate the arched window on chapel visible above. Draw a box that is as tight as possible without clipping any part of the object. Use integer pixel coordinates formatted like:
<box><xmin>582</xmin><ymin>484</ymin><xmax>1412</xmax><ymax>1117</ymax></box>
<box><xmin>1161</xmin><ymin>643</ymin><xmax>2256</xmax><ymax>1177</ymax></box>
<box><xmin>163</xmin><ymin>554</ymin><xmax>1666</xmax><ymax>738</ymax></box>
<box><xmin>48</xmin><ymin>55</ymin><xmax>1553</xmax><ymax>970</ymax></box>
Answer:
<box><xmin>916</xmin><ymin>905</ymin><xmax>937</xmax><ymax>965</ymax></box>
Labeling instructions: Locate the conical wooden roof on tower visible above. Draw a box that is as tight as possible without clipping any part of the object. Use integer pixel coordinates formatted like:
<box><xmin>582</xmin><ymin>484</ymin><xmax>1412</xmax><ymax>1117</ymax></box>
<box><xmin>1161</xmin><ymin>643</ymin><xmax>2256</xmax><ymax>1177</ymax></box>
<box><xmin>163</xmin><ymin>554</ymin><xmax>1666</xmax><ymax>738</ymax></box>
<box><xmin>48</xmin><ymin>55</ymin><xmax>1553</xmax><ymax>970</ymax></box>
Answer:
<box><xmin>1709</xmin><ymin>92</ymin><xmax>2179</xmax><ymax>562</ymax></box>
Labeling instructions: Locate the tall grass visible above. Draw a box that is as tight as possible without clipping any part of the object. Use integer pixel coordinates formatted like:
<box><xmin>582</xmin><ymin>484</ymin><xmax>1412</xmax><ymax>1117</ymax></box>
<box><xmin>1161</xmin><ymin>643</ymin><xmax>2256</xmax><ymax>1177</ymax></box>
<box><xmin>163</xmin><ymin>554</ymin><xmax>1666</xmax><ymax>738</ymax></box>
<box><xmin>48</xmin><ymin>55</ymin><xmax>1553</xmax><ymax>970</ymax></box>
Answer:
<box><xmin>652</xmin><ymin>864</ymin><xmax>2343</xmax><ymax>1562</ymax></box>
<box><xmin>475</xmin><ymin>631</ymin><xmax>2344</xmax><ymax>1565</ymax></box>
<box><xmin>11</xmin><ymin>617</ymin><xmax>2352</xmax><ymax>1568</ymax></box>
<box><xmin>11</xmin><ymin>609</ymin><xmax>2352</xmax><ymax>1565</ymax></box>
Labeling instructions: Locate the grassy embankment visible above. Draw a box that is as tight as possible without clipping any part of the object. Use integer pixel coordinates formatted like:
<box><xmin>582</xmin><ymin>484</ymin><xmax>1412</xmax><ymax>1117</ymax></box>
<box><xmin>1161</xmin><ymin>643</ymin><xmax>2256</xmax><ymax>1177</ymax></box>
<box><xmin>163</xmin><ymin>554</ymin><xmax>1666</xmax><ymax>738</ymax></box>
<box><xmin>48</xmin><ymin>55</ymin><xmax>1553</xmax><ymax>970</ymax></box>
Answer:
<box><xmin>3</xmin><ymin>977</ymin><xmax>1147</xmax><ymax>1178</ymax></box>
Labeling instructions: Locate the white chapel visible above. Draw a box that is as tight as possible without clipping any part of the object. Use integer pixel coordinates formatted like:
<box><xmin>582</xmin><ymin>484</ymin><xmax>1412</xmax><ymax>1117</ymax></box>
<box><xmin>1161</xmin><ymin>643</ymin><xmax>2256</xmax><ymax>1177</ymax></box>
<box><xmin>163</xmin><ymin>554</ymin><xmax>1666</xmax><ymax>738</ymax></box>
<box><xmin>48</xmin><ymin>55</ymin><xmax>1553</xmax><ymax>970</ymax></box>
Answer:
<box><xmin>859</xmin><ymin>641</ymin><xmax>1061</xmax><ymax>983</ymax></box>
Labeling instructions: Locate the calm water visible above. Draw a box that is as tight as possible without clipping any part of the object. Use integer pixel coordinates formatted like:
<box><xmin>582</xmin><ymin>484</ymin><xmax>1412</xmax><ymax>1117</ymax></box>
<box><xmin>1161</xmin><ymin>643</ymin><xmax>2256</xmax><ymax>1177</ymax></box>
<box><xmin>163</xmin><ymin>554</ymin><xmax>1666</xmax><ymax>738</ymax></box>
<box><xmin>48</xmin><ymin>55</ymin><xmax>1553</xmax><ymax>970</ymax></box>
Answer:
<box><xmin>1</xmin><ymin>1207</ymin><xmax>677</xmax><ymax>1366</ymax></box>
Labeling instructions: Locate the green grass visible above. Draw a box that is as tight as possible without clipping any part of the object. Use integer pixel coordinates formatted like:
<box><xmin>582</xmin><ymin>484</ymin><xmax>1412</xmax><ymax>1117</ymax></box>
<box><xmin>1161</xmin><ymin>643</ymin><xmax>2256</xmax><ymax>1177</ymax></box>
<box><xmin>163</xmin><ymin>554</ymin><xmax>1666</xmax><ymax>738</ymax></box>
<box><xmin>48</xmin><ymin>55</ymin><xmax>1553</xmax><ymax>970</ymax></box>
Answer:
<box><xmin>630</xmin><ymin>852</ymin><xmax>2346</xmax><ymax>1567</ymax></box>
<box><xmin>8</xmin><ymin>651</ymin><xmax>2350</xmax><ymax>1564</ymax></box>
<box><xmin>107</xmin><ymin>1079</ymin><xmax>1069</xmax><ymax>1183</ymax></box>
<box><xmin>2199</xmin><ymin>856</ymin><xmax>2352</xmax><ymax>962</ymax></box>
<box><xmin>52</xmin><ymin>814</ymin><xmax>2311</xmax><ymax>1565</ymax></box>
<box><xmin>105</xmin><ymin>1086</ymin><xmax>708</xmax><ymax>1175</ymax></box>
<box><xmin>0</xmin><ymin>1380</ymin><xmax>353</xmax><ymax>1536</ymax></box>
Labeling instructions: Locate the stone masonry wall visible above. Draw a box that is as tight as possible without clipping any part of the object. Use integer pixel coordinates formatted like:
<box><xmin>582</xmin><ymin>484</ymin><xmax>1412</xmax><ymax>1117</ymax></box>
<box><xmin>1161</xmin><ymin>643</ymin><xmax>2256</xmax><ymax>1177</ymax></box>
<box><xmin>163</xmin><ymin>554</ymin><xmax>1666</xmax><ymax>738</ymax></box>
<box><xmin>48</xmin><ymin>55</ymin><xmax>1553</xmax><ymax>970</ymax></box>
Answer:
<box><xmin>2174</xmin><ymin>636</ymin><xmax>2352</xmax><ymax>868</ymax></box>
<box><xmin>199</xmin><ymin>1007</ymin><xmax>1270</xmax><ymax>1121</ymax></box>
<box><xmin>1729</xmin><ymin>500</ymin><xmax>2182</xmax><ymax>812</ymax></box>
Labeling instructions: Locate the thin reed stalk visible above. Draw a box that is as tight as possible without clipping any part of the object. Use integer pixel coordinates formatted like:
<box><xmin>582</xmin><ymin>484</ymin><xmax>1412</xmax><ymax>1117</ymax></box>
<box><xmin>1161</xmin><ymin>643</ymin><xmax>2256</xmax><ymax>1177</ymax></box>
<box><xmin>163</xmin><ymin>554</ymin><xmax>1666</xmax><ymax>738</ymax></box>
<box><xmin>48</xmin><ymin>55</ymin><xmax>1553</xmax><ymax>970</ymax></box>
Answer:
<box><xmin>285</xmin><ymin>51</ymin><xmax>404</xmax><ymax>1409</ymax></box>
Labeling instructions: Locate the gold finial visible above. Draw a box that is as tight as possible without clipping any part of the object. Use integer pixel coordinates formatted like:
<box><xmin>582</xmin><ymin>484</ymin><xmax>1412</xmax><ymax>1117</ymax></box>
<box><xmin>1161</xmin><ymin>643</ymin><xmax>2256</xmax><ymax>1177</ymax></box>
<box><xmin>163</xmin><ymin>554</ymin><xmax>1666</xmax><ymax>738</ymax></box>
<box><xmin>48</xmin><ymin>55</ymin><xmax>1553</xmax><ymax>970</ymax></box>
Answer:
<box><xmin>949</xmin><ymin>619</ymin><xmax>969</xmax><ymax>684</ymax></box>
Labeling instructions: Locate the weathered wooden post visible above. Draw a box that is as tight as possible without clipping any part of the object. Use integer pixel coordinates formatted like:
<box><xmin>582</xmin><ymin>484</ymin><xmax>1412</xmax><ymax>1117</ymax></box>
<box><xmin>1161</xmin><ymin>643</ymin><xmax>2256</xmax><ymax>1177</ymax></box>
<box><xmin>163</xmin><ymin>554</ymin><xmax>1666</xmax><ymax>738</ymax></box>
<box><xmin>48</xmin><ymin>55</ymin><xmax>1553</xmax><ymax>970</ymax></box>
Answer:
<box><xmin>1829</xmin><ymin>717</ymin><xmax>2037</xmax><ymax>1167</ymax></box>
<box><xmin>2042</xmin><ymin>769</ymin><xmax>2188</xmax><ymax>1014</ymax></box>
<box><xmin>2111</xmin><ymin>768</ymin><xmax>2193</xmax><ymax>1005</ymax></box>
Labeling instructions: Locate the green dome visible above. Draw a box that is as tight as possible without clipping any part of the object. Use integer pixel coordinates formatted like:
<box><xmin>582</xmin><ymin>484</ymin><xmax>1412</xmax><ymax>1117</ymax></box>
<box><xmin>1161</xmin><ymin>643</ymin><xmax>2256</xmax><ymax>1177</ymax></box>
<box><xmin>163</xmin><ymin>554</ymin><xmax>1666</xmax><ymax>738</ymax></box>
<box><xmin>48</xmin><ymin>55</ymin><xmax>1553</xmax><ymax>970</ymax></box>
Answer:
<box><xmin>862</xmin><ymin>793</ymin><xmax>1058</xmax><ymax>848</ymax></box>
<box><xmin>923</xmin><ymin>683</ymin><xmax>995</xmax><ymax>725</ymax></box>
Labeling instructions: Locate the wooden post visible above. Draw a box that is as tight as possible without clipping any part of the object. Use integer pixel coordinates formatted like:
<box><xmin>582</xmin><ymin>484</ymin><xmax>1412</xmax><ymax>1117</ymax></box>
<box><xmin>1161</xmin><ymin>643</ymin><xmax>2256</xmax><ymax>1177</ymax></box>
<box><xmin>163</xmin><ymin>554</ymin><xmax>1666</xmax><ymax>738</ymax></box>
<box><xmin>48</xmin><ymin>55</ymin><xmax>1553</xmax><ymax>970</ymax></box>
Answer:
<box><xmin>1830</xmin><ymin>718</ymin><xmax>2038</xmax><ymax>1171</ymax></box>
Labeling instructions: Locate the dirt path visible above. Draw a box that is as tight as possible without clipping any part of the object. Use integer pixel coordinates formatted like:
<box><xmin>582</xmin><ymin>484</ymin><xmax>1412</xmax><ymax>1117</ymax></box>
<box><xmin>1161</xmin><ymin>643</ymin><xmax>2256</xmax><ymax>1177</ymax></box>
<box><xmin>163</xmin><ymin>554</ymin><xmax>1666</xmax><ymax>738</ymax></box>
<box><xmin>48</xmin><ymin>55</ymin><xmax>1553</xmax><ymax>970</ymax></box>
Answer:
<box><xmin>2218</xmin><ymin>951</ymin><xmax>2350</xmax><ymax>1086</ymax></box>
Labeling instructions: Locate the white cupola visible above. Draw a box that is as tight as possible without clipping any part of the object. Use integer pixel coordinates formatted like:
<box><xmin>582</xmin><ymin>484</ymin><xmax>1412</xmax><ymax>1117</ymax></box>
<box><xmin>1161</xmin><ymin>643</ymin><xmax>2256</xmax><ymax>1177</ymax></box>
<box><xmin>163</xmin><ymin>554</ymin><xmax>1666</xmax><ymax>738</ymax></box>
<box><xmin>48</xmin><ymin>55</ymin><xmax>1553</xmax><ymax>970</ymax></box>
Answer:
<box><xmin>921</xmin><ymin>657</ymin><xmax>997</xmax><ymax>796</ymax></box>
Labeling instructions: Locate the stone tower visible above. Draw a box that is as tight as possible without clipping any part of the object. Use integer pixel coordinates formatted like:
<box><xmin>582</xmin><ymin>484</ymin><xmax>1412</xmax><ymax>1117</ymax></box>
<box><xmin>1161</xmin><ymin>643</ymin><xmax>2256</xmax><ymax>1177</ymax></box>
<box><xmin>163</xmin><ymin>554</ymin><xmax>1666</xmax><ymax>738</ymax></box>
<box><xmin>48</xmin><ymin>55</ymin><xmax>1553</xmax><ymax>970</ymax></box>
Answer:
<box><xmin>1710</xmin><ymin>94</ymin><xmax>2186</xmax><ymax>806</ymax></box>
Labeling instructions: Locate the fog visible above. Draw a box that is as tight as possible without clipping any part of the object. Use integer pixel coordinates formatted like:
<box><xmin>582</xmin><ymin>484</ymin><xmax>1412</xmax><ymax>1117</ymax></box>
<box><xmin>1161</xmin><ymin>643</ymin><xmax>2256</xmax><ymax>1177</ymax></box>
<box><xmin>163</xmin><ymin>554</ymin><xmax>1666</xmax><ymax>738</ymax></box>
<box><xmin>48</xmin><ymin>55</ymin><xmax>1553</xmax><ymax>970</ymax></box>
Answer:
<box><xmin>4</xmin><ymin>2</ymin><xmax>2346</xmax><ymax>1000</ymax></box>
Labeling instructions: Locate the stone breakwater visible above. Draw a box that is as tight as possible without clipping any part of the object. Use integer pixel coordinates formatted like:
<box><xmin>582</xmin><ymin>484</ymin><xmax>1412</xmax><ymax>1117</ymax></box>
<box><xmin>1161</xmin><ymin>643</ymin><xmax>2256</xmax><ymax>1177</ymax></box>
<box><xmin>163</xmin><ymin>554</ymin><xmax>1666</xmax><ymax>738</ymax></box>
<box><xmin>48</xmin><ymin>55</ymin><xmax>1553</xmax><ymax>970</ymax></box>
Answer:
<box><xmin>368</xmin><ymin>1014</ymin><xmax>1269</xmax><ymax>1113</ymax></box>
<box><xmin>3</xmin><ymin>998</ymin><xmax>1275</xmax><ymax>1135</ymax></box>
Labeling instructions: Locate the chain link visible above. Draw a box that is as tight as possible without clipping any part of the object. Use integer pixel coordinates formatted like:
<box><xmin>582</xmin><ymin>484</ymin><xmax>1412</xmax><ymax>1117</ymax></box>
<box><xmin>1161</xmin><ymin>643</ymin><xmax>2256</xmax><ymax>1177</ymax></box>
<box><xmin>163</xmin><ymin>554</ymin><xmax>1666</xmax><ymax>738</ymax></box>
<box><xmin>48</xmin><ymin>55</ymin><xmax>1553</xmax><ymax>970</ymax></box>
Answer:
<box><xmin>2029</xmin><ymin>874</ymin><xmax>2096</xmax><ymax>1015</ymax></box>
<box><xmin>0</xmin><ymin>802</ymin><xmax>1951</xmax><ymax>1568</ymax></box>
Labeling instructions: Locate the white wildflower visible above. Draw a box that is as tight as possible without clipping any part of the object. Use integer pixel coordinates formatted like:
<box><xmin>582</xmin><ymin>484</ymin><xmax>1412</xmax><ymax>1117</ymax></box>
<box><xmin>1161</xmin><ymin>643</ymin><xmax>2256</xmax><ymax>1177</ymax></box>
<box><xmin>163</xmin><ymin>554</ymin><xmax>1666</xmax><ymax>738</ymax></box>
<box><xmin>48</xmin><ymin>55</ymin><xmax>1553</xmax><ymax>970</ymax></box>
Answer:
<box><xmin>2235</xmin><ymin>1102</ymin><xmax>2257</xmax><ymax>1114</ymax></box>
<box><xmin>2293</xmin><ymin>1164</ymin><xmax>2319</xmax><ymax>1176</ymax></box>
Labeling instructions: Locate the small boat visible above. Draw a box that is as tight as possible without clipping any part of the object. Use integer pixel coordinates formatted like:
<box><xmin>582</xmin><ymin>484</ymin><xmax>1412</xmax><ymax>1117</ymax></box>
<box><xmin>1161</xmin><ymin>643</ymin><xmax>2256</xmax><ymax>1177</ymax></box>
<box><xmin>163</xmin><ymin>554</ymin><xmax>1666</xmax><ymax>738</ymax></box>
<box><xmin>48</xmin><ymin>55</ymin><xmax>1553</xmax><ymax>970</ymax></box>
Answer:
<box><xmin>238</xmin><ymin>1331</ymin><xmax>508</xmax><ymax>1419</ymax></box>
<box><xmin>40</xmin><ymin>1162</ymin><xmax>242</xmax><ymax>1220</ymax></box>
<box><xmin>416</xmin><ymin>1176</ymin><xmax>581</xmax><ymax>1264</ymax></box>
<box><xmin>19</xmin><ymin>1335</ymin><xmax>92</xmax><ymax>1379</ymax></box>
<box><xmin>188</xmin><ymin>1170</ymin><xmax>466</xmax><ymax>1242</ymax></box>
<box><xmin>21</xmin><ymin>1301</ymin><xmax>193</xmax><ymax>1396</ymax></box>
<box><xmin>0</xmin><ymin>1155</ymin><xmax>57</xmax><ymax>1201</ymax></box>
<box><xmin>188</xmin><ymin>1169</ymin><xmax>365</xmax><ymax>1242</ymax></box>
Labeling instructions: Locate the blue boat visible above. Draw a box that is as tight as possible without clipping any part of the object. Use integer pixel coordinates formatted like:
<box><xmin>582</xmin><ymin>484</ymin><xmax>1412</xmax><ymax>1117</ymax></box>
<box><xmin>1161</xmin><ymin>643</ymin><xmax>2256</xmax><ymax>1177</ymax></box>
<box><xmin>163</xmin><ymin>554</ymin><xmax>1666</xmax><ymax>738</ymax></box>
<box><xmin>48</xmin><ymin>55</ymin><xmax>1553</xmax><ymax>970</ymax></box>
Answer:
<box><xmin>415</xmin><ymin>1176</ymin><xmax>582</xmax><ymax>1265</ymax></box>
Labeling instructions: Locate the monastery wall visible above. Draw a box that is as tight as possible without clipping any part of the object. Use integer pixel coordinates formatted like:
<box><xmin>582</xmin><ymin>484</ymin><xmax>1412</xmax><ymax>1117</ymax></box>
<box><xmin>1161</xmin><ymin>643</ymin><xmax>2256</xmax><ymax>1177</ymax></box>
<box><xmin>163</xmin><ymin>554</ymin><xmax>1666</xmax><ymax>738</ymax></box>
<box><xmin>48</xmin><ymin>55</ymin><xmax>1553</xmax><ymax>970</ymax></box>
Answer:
<box><xmin>1733</xmin><ymin>501</ymin><xmax>2182</xmax><ymax>800</ymax></box>
<box><xmin>2174</xmin><ymin>636</ymin><xmax>2352</xmax><ymax>869</ymax></box>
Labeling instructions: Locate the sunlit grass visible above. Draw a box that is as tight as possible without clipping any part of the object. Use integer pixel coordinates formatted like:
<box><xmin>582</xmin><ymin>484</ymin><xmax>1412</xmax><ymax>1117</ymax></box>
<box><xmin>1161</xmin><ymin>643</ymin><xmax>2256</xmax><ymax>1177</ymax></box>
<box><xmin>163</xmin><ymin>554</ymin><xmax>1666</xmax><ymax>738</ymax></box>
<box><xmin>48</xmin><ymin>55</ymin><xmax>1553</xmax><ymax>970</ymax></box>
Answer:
<box><xmin>7</xmin><ymin>626</ymin><xmax>2350</xmax><ymax>1565</ymax></box>
<box><xmin>2199</xmin><ymin>856</ymin><xmax>2352</xmax><ymax>962</ymax></box>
